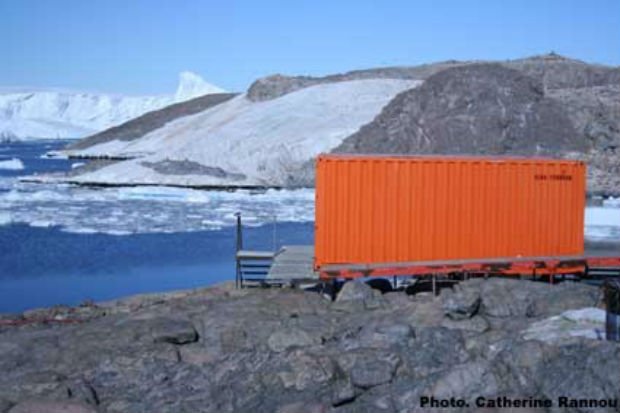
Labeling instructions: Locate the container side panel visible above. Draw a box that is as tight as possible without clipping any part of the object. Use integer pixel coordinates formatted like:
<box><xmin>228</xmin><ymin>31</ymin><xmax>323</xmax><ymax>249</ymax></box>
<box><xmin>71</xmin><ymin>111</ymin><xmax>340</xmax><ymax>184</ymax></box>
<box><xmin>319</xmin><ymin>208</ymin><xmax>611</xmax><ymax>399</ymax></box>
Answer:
<box><xmin>315</xmin><ymin>156</ymin><xmax>585</xmax><ymax>268</ymax></box>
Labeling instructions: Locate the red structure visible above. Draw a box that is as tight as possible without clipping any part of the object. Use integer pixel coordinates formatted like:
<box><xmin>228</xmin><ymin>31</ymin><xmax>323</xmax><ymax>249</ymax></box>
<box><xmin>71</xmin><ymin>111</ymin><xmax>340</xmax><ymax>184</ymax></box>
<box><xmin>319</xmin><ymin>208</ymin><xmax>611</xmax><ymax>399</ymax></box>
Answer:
<box><xmin>314</xmin><ymin>154</ymin><xmax>619</xmax><ymax>281</ymax></box>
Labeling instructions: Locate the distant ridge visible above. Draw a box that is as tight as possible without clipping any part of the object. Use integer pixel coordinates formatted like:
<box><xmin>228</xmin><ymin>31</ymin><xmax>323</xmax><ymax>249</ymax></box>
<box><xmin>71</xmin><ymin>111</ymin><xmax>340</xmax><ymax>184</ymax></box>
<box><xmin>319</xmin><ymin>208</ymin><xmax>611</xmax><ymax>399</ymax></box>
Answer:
<box><xmin>0</xmin><ymin>72</ymin><xmax>226</xmax><ymax>140</ymax></box>
<box><xmin>57</xmin><ymin>54</ymin><xmax>620</xmax><ymax>195</ymax></box>
<box><xmin>69</xmin><ymin>93</ymin><xmax>237</xmax><ymax>150</ymax></box>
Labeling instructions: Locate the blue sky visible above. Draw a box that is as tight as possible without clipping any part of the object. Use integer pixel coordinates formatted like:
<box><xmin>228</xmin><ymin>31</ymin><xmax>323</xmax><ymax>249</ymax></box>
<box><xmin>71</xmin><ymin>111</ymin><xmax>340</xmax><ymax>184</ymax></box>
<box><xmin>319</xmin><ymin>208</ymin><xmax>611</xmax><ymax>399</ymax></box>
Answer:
<box><xmin>1</xmin><ymin>0</ymin><xmax>619</xmax><ymax>95</ymax></box>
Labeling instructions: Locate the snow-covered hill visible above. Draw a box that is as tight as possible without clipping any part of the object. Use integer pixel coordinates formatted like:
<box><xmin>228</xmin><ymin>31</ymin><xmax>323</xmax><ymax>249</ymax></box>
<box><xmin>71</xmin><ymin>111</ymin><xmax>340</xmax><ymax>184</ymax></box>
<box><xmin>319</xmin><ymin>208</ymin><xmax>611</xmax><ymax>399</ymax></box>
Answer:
<box><xmin>25</xmin><ymin>54</ymin><xmax>620</xmax><ymax>194</ymax></box>
<box><xmin>0</xmin><ymin>72</ymin><xmax>225</xmax><ymax>140</ymax></box>
<box><xmin>63</xmin><ymin>79</ymin><xmax>421</xmax><ymax>187</ymax></box>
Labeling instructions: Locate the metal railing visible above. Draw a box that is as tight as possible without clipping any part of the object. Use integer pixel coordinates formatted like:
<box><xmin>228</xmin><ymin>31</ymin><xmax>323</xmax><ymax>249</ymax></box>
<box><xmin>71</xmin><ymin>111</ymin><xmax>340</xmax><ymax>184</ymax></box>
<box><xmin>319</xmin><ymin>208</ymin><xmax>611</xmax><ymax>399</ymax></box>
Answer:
<box><xmin>234</xmin><ymin>212</ymin><xmax>277</xmax><ymax>288</ymax></box>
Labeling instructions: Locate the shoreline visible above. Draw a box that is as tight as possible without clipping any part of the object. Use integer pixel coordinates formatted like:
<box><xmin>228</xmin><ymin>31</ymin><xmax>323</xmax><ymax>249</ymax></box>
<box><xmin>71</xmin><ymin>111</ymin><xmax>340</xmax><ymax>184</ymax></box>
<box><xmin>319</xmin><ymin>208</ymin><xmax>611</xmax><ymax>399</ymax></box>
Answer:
<box><xmin>14</xmin><ymin>173</ymin><xmax>620</xmax><ymax>199</ymax></box>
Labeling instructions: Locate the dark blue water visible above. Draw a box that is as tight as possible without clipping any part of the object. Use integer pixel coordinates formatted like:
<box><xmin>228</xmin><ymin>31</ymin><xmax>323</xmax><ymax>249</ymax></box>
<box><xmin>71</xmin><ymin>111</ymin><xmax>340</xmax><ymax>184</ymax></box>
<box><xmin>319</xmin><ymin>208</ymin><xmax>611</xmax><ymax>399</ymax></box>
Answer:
<box><xmin>0</xmin><ymin>222</ymin><xmax>313</xmax><ymax>313</ymax></box>
<box><xmin>0</xmin><ymin>141</ymin><xmax>314</xmax><ymax>313</ymax></box>
<box><xmin>0</xmin><ymin>139</ymin><xmax>74</xmax><ymax>178</ymax></box>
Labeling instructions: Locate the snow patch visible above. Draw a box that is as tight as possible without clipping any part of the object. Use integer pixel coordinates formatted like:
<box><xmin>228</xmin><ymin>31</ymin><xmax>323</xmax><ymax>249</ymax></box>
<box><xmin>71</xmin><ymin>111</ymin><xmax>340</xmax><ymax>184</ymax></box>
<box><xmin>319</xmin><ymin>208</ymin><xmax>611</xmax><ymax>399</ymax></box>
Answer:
<box><xmin>585</xmin><ymin>207</ymin><xmax>620</xmax><ymax>240</ymax></box>
<box><xmin>605</xmin><ymin>197</ymin><xmax>620</xmax><ymax>208</ymax></box>
<box><xmin>0</xmin><ymin>158</ymin><xmax>24</xmax><ymax>170</ymax></box>
<box><xmin>522</xmin><ymin>307</ymin><xmax>606</xmax><ymax>342</ymax></box>
<box><xmin>563</xmin><ymin>307</ymin><xmax>607</xmax><ymax>324</ymax></box>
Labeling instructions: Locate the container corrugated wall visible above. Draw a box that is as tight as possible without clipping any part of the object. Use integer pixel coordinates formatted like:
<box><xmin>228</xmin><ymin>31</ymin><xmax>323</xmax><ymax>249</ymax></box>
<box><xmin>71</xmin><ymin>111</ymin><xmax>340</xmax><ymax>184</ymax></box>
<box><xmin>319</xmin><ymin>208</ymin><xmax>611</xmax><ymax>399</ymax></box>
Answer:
<box><xmin>315</xmin><ymin>154</ymin><xmax>586</xmax><ymax>269</ymax></box>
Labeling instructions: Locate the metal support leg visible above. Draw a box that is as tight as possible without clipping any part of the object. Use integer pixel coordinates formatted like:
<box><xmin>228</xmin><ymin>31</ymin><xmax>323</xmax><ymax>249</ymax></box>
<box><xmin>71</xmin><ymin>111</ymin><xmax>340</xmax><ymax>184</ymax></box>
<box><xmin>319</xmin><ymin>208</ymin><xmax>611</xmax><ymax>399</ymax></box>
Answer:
<box><xmin>235</xmin><ymin>258</ymin><xmax>240</xmax><ymax>289</ymax></box>
<box><xmin>432</xmin><ymin>274</ymin><xmax>437</xmax><ymax>296</ymax></box>
<box><xmin>235</xmin><ymin>212</ymin><xmax>243</xmax><ymax>289</ymax></box>
<box><xmin>330</xmin><ymin>279</ymin><xmax>337</xmax><ymax>301</ymax></box>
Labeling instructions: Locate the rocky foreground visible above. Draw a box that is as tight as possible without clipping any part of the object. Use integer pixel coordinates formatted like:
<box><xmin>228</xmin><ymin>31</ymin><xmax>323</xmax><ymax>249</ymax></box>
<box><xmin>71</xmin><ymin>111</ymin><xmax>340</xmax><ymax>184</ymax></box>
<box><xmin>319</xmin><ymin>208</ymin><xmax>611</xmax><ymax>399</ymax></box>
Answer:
<box><xmin>1</xmin><ymin>278</ymin><xmax>619</xmax><ymax>413</ymax></box>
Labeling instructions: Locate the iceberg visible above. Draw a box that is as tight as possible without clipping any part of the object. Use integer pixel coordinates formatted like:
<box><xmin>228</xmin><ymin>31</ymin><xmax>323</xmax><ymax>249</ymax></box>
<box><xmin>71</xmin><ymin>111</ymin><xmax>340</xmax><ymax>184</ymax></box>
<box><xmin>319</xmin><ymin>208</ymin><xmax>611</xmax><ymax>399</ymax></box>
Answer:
<box><xmin>0</xmin><ymin>72</ymin><xmax>226</xmax><ymax>140</ymax></box>
<box><xmin>175</xmin><ymin>71</ymin><xmax>226</xmax><ymax>101</ymax></box>
<box><xmin>0</xmin><ymin>158</ymin><xmax>25</xmax><ymax>170</ymax></box>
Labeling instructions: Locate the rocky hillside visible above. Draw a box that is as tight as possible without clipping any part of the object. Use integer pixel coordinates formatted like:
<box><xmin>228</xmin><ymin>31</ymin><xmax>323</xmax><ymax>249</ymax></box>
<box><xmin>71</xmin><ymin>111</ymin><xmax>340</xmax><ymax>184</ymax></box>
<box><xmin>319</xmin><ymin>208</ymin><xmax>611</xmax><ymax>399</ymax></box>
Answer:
<box><xmin>328</xmin><ymin>56</ymin><xmax>620</xmax><ymax>194</ymax></box>
<box><xmin>59</xmin><ymin>54</ymin><xmax>620</xmax><ymax>194</ymax></box>
<box><xmin>0</xmin><ymin>278</ymin><xmax>617</xmax><ymax>413</ymax></box>
<box><xmin>246</xmin><ymin>61</ymin><xmax>467</xmax><ymax>102</ymax></box>
<box><xmin>246</xmin><ymin>53</ymin><xmax>620</xmax><ymax>101</ymax></box>
<box><xmin>507</xmin><ymin>55</ymin><xmax>620</xmax><ymax>90</ymax></box>
<box><xmin>335</xmin><ymin>64</ymin><xmax>586</xmax><ymax>156</ymax></box>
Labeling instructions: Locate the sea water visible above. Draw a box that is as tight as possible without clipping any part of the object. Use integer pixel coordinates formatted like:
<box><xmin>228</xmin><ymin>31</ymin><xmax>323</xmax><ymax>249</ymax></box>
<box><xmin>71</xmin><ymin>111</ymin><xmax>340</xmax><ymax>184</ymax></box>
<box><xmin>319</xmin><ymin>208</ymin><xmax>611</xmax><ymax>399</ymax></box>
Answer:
<box><xmin>0</xmin><ymin>140</ymin><xmax>313</xmax><ymax>312</ymax></box>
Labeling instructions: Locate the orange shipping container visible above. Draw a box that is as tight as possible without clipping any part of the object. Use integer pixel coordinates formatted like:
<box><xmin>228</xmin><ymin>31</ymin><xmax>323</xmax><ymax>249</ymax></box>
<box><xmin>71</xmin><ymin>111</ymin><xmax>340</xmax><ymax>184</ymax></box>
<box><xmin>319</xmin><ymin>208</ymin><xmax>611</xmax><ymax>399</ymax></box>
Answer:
<box><xmin>314</xmin><ymin>154</ymin><xmax>586</xmax><ymax>269</ymax></box>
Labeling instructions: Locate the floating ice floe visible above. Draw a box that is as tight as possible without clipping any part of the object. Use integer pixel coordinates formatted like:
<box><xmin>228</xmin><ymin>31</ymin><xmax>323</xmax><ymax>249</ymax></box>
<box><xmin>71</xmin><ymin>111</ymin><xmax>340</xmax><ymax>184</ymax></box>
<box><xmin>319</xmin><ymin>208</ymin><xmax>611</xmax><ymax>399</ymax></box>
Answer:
<box><xmin>522</xmin><ymin>307</ymin><xmax>606</xmax><ymax>342</ymax></box>
<box><xmin>0</xmin><ymin>158</ymin><xmax>25</xmax><ymax>170</ymax></box>
<box><xmin>41</xmin><ymin>151</ymin><xmax>69</xmax><ymax>160</ymax></box>
<box><xmin>0</xmin><ymin>177</ymin><xmax>618</xmax><ymax>237</ymax></box>
<box><xmin>0</xmin><ymin>212</ymin><xmax>11</xmax><ymax>225</ymax></box>
<box><xmin>116</xmin><ymin>186</ymin><xmax>211</xmax><ymax>203</ymax></box>
<box><xmin>0</xmin><ymin>181</ymin><xmax>315</xmax><ymax>234</ymax></box>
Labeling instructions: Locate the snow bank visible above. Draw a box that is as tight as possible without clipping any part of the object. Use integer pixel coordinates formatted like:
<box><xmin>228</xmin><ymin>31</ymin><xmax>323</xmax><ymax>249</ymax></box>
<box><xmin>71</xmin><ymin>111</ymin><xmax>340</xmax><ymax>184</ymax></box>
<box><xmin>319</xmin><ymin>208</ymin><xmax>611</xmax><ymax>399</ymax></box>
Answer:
<box><xmin>605</xmin><ymin>197</ymin><xmax>620</xmax><ymax>208</ymax></box>
<box><xmin>0</xmin><ymin>158</ymin><xmax>25</xmax><ymax>170</ymax></box>
<box><xmin>585</xmin><ymin>207</ymin><xmax>620</xmax><ymax>240</ymax></box>
<box><xmin>69</xmin><ymin>79</ymin><xmax>421</xmax><ymax>187</ymax></box>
